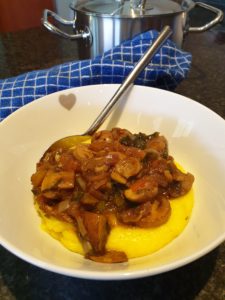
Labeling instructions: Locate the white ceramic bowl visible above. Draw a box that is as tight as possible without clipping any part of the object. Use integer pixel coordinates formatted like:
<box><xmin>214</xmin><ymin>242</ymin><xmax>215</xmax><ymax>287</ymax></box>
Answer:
<box><xmin>0</xmin><ymin>85</ymin><xmax>225</xmax><ymax>280</ymax></box>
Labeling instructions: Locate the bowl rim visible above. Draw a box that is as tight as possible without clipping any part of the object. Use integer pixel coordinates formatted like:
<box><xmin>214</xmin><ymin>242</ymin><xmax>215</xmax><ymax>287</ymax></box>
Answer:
<box><xmin>1</xmin><ymin>233</ymin><xmax>225</xmax><ymax>280</ymax></box>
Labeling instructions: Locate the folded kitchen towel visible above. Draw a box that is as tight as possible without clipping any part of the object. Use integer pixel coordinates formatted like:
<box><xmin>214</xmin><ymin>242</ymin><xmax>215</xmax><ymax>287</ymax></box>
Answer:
<box><xmin>0</xmin><ymin>30</ymin><xmax>192</xmax><ymax>121</ymax></box>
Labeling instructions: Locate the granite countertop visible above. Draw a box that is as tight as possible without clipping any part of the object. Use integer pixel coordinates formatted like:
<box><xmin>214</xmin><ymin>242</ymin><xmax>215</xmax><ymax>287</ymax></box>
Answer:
<box><xmin>0</xmin><ymin>6</ymin><xmax>225</xmax><ymax>300</ymax></box>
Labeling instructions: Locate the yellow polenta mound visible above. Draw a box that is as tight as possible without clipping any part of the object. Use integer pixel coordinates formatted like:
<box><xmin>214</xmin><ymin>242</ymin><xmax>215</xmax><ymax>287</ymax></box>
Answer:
<box><xmin>37</xmin><ymin>188</ymin><xmax>193</xmax><ymax>259</ymax></box>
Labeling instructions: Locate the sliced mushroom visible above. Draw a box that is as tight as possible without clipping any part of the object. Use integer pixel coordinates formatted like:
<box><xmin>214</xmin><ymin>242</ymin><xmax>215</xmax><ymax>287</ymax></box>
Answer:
<box><xmin>168</xmin><ymin>162</ymin><xmax>195</xmax><ymax>197</ymax></box>
<box><xmin>124</xmin><ymin>176</ymin><xmax>158</xmax><ymax>203</ymax></box>
<box><xmin>137</xmin><ymin>198</ymin><xmax>171</xmax><ymax>228</ymax></box>
<box><xmin>41</xmin><ymin>170</ymin><xmax>74</xmax><ymax>191</ymax></box>
<box><xmin>87</xmin><ymin>250</ymin><xmax>128</xmax><ymax>263</ymax></box>
<box><xmin>77</xmin><ymin>211</ymin><xmax>109</xmax><ymax>254</ymax></box>
<box><xmin>41</xmin><ymin>170</ymin><xmax>62</xmax><ymax>191</ymax></box>
<box><xmin>31</xmin><ymin>168</ymin><xmax>47</xmax><ymax>187</ymax></box>
<box><xmin>169</xmin><ymin>172</ymin><xmax>195</xmax><ymax>198</ymax></box>
<box><xmin>120</xmin><ymin>198</ymin><xmax>171</xmax><ymax>228</ymax></box>
<box><xmin>111</xmin><ymin>157</ymin><xmax>142</xmax><ymax>184</ymax></box>
<box><xmin>146</xmin><ymin>134</ymin><xmax>168</xmax><ymax>157</ymax></box>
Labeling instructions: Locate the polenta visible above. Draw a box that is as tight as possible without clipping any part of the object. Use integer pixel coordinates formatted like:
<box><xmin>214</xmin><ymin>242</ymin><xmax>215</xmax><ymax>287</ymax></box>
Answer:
<box><xmin>31</xmin><ymin>128</ymin><xmax>194</xmax><ymax>263</ymax></box>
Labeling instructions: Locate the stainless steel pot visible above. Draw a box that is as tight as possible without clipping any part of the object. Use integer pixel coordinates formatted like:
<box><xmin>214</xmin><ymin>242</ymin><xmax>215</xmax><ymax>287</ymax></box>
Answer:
<box><xmin>42</xmin><ymin>0</ymin><xmax>223</xmax><ymax>59</ymax></box>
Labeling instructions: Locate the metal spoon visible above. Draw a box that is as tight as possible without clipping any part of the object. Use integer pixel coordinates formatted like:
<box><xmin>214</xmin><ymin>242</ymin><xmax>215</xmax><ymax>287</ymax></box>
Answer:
<box><xmin>46</xmin><ymin>26</ymin><xmax>172</xmax><ymax>153</ymax></box>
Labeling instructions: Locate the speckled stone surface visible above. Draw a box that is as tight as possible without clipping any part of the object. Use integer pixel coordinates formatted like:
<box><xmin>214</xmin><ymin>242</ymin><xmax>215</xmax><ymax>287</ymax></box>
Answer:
<box><xmin>0</xmin><ymin>6</ymin><xmax>225</xmax><ymax>300</ymax></box>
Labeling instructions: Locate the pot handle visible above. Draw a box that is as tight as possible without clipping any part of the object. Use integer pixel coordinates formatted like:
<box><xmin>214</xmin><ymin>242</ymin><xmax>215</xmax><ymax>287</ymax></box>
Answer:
<box><xmin>42</xmin><ymin>9</ymin><xmax>91</xmax><ymax>40</ymax></box>
<box><xmin>188</xmin><ymin>2</ymin><xmax>224</xmax><ymax>32</ymax></box>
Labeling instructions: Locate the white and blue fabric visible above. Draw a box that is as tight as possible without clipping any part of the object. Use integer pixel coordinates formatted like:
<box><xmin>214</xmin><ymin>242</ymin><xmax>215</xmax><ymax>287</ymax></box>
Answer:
<box><xmin>0</xmin><ymin>30</ymin><xmax>192</xmax><ymax>121</ymax></box>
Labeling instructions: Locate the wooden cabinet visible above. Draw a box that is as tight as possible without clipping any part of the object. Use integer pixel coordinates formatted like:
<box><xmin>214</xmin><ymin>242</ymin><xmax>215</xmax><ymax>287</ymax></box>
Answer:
<box><xmin>0</xmin><ymin>0</ymin><xmax>54</xmax><ymax>33</ymax></box>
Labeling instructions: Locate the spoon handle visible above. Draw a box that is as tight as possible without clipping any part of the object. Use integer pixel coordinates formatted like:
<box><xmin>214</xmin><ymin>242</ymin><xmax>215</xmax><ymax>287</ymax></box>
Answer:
<box><xmin>83</xmin><ymin>25</ymin><xmax>172</xmax><ymax>136</ymax></box>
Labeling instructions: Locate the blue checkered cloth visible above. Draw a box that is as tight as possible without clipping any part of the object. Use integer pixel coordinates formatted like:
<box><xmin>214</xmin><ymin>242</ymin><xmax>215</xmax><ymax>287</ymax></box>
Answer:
<box><xmin>0</xmin><ymin>30</ymin><xmax>192</xmax><ymax>121</ymax></box>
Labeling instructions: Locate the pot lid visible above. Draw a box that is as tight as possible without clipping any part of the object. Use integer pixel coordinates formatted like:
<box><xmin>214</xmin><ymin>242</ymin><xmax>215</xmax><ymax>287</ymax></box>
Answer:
<box><xmin>71</xmin><ymin>0</ymin><xmax>188</xmax><ymax>18</ymax></box>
